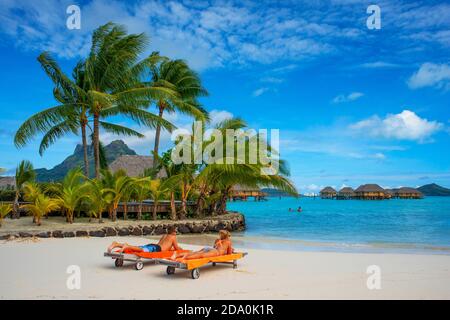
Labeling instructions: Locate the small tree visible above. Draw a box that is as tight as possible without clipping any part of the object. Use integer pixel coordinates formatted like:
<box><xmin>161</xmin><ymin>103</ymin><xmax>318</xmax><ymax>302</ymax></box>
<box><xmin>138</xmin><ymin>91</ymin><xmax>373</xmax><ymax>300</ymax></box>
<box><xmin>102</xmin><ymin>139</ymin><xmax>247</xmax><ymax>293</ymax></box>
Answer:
<box><xmin>21</xmin><ymin>194</ymin><xmax>59</xmax><ymax>226</ymax></box>
<box><xmin>12</xmin><ymin>160</ymin><xmax>35</xmax><ymax>219</ymax></box>
<box><xmin>0</xmin><ymin>203</ymin><xmax>13</xmax><ymax>227</ymax></box>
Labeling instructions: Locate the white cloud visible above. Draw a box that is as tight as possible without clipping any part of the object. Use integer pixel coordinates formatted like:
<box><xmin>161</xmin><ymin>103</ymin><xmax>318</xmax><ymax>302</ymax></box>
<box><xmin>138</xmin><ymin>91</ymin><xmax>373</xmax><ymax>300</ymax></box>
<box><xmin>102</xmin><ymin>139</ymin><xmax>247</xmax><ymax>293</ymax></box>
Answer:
<box><xmin>408</xmin><ymin>62</ymin><xmax>450</xmax><ymax>90</ymax></box>
<box><xmin>209</xmin><ymin>109</ymin><xmax>233</xmax><ymax>125</ymax></box>
<box><xmin>332</xmin><ymin>92</ymin><xmax>364</xmax><ymax>104</ymax></box>
<box><xmin>0</xmin><ymin>0</ymin><xmax>361</xmax><ymax>71</ymax></box>
<box><xmin>359</xmin><ymin>61</ymin><xmax>400</xmax><ymax>69</ymax></box>
<box><xmin>252</xmin><ymin>87</ymin><xmax>269</xmax><ymax>97</ymax></box>
<box><xmin>350</xmin><ymin>110</ymin><xmax>443</xmax><ymax>142</ymax></box>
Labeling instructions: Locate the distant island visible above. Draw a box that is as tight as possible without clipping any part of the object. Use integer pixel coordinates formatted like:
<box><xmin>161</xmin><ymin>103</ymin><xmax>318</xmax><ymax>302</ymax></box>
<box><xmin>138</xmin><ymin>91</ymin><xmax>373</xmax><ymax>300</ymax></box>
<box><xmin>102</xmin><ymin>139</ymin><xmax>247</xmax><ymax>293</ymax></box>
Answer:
<box><xmin>35</xmin><ymin>140</ymin><xmax>136</xmax><ymax>182</ymax></box>
<box><xmin>261</xmin><ymin>188</ymin><xmax>298</xmax><ymax>197</ymax></box>
<box><xmin>417</xmin><ymin>183</ymin><xmax>450</xmax><ymax>196</ymax></box>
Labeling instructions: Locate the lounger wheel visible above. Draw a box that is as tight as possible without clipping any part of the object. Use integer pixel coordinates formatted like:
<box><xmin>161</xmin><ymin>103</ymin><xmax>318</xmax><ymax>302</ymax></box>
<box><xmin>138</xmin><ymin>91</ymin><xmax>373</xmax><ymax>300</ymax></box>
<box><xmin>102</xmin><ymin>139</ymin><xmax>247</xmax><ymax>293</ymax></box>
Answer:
<box><xmin>166</xmin><ymin>266</ymin><xmax>176</xmax><ymax>275</ymax></box>
<box><xmin>191</xmin><ymin>268</ymin><xmax>200</xmax><ymax>279</ymax></box>
<box><xmin>212</xmin><ymin>262</ymin><xmax>216</xmax><ymax>267</ymax></box>
<box><xmin>115</xmin><ymin>258</ymin><xmax>124</xmax><ymax>268</ymax></box>
<box><xmin>233</xmin><ymin>260</ymin><xmax>237</xmax><ymax>269</ymax></box>
<box><xmin>135</xmin><ymin>261</ymin><xmax>144</xmax><ymax>271</ymax></box>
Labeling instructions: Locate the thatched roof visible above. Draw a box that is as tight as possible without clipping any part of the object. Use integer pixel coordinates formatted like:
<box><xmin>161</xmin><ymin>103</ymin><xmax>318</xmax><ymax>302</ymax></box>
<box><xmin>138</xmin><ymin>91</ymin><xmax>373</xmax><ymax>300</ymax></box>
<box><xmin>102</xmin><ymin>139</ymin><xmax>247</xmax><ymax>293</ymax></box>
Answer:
<box><xmin>232</xmin><ymin>184</ymin><xmax>261</xmax><ymax>192</ymax></box>
<box><xmin>0</xmin><ymin>176</ymin><xmax>15</xmax><ymax>189</ymax></box>
<box><xmin>396</xmin><ymin>187</ymin><xmax>423</xmax><ymax>195</ymax></box>
<box><xmin>109</xmin><ymin>155</ymin><xmax>166</xmax><ymax>178</ymax></box>
<box><xmin>355</xmin><ymin>184</ymin><xmax>385</xmax><ymax>193</ymax></box>
<box><xmin>320</xmin><ymin>186</ymin><xmax>337</xmax><ymax>194</ymax></box>
<box><xmin>338</xmin><ymin>187</ymin><xmax>355</xmax><ymax>195</ymax></box>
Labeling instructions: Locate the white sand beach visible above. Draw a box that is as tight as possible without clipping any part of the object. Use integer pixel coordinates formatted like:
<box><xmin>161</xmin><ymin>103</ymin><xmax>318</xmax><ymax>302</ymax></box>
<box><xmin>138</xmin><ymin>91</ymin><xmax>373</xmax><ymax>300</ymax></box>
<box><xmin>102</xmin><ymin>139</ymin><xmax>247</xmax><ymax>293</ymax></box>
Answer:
<box><xmin>1</xmin><ymin>236</ymin><xmax>450</xmax><ymax>300</ymax></box>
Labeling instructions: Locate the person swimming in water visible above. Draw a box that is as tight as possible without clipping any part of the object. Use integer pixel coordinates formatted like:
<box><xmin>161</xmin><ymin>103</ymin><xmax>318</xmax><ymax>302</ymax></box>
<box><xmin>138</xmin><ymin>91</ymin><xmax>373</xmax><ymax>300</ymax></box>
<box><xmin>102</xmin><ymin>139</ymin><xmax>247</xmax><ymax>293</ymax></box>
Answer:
<box><xmin>170</xmin><ymin>230</ymin><xmax>233</xmax><ymax>260</ymax></box>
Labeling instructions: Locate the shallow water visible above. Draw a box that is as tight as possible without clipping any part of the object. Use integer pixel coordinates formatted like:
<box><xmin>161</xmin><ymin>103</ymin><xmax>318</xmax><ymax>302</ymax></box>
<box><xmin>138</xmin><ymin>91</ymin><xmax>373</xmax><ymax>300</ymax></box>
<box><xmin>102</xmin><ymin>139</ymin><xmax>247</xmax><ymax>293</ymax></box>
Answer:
<box><xmin>227</xmin><ymin>196</ymin><xmax>450</xmax><ymax>254</ymax></box>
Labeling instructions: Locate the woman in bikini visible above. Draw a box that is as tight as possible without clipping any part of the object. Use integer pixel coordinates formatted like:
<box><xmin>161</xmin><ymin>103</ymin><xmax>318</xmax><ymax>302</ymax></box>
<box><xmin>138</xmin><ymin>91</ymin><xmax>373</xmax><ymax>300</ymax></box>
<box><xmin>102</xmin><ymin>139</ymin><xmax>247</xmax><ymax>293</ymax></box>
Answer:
<box><xmin>171</xmin><ymin>230</ymin><xmax>233</xmax><ymax>260</ymax></box>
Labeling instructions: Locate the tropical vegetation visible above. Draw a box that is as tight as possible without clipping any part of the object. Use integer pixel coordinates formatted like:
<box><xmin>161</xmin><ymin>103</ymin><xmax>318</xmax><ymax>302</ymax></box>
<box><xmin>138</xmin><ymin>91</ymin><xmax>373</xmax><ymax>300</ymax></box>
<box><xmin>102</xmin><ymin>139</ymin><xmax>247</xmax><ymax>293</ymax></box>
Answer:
<box><xmin>6</xmin><ymin>22</ymin><xmax>298</xmax><ymax>226</ymax></box>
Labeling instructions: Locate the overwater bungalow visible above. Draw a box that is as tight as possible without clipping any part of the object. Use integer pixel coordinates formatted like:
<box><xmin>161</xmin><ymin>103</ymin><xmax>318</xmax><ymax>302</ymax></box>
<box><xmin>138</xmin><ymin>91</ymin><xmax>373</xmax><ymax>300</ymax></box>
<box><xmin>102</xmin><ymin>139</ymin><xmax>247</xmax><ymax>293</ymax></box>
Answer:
<box><xmin>337</xmin><ymin>187</ymin><xmax>355</xmax><ymax>200</ymax></box>
<box><xmin>230</xmin><ymin>185</ymin><xmax>267</xmax><ymax>201</ymax></box>
<box><xmin>393</xmin><ymin>187</ymin><xmax>423</xmax><ymax>199</ymax></box>
<box><xmin>320</xmin><ymin>186</ymin><xmax>337</xmax><ymax>199</ymax></box>
<box><xmin>354</xmin><ymin>184</ymin><xmax>389</xmax><ymax>200</ymax></box>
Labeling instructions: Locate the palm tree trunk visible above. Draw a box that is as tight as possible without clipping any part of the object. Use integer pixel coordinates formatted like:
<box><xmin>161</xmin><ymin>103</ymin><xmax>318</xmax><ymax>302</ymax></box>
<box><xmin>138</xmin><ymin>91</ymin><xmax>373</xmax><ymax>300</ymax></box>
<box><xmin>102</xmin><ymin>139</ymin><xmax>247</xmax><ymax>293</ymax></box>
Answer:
<box><xmin>195</xmin><ymin>192</ymin><xmax>205</xmax><ymax>218</ymax></box>
<box><xmin>152</xmin><ymin>200</ymin><xmax>158</xmax><ymax>220</ymax></box>
<box><xmin>123</xmin><ymin>203</ymin><xmax>128</xmax><ymax>220</ymax></box>
<box><xmin>93</xmin><ymin>113</ymin><xmax>100</xmax><ymax>179</ymax></box>
<box><xmin>137</xmin><ymin>202</ymin><xmax>143</xmax><ymax>220</ymax></box>
<box><xmin>81</xmin><ymin>120</ymin><xmax>90</xmax><ymax>177</ymax></box>
<box><xmin>152</xmin><ymin>103</ymin><xmax>165</xmax><ymax>168</ymax></box>
<box><xmin>12</xmin><ymin>190</ymin><xmax>20</xmax><ymax>219</ymax></box>
<box><xmin>218</xmin><ymin>190</ymin><xmax>229</xmax><ymax>215</ymax></box>
<box><xmin>170</xmin><ymin>192</ymin><xmax>177</xmax><ymax>220</ymax></box>
<box><xmin>112</xmin><ymin>204</ymin><xmax>118</xmax><ymax>222</ymax></box>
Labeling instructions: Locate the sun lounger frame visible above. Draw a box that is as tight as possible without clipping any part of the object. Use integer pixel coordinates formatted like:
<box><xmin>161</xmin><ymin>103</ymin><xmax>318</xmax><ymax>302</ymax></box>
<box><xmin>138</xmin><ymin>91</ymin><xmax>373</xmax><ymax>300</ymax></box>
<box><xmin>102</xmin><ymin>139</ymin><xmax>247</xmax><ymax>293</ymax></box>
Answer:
<box><xmin>104</xmin><ymin>250</ymin><xmax>190</xmax><ymax>271</ymax></box>
<box><xmin>156</xmin><ymin>252</ymin><xmax>248</xmax><ymax>279</ymax></box>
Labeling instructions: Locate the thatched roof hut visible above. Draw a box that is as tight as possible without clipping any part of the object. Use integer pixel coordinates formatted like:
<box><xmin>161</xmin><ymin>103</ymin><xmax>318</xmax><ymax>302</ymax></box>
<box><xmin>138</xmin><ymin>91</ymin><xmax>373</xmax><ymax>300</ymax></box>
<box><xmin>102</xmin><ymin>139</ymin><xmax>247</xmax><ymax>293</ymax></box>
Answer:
<box><xmin>394</xmin><ymin>187</ymin><xmax>423</xmax><ymax>199</ymax></box>
<box><xmin>320</xmin><ymin>186</ymin><xmax>337</xmax><ymax>199</ymax></box>
<box><xmin>230</xmin><ymin>184</ymin><xmax>266</xmax><ymax>200</ymax></box>
<box><xmin>109</xmin><ymin>155</ymin><xmax>166</xmax><ymax>178</ymax></box>
<box><xmin>0</xmin><ymin>176</ymin><xmax>15</xmax><ymax>189</ymax></box>
<box><xmin>354</xmin><ymin>184</ymin><xmax>387</xmax><ymax>199</ymax></box>
<box><xmin>337</xmin><ymin>187</ymin><xmax>355</xmax><ymax>199</ymax></box>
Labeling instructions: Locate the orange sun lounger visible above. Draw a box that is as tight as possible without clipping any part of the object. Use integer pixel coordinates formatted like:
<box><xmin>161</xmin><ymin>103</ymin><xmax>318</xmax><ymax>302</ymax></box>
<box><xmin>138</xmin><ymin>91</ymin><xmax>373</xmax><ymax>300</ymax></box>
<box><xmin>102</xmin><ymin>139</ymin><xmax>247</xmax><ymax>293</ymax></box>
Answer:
<box><xmin>156</xmin><ymin>252</ymin><xmax>248</xmax><ymax>279</ymax></box>
<box><xmin>104</xmin><ymin>249</ymin><xmax>190</xmax><ymax>271</ymax></box>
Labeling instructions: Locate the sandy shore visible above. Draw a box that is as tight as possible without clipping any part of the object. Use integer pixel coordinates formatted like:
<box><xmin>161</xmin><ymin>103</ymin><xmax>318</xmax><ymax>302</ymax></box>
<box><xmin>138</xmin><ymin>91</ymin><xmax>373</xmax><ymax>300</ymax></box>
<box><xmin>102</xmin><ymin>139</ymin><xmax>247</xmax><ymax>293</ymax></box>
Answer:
<box><xmin>1</xmin><ymin>236</ymin><xmax>449</xmax><ymax>299</ymax></box>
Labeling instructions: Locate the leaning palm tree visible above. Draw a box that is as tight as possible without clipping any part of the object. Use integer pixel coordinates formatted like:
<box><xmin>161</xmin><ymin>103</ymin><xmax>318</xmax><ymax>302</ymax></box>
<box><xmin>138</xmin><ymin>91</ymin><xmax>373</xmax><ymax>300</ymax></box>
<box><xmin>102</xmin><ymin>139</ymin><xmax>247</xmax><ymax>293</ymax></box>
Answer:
<box><xmin>0</xmin><ymin>203</ymin><xmax>13</xmax><ymax>227</ymax></box>
<box><xmin>12</xmin><ymin>160</ymin><xmax>35</xmax><ymax>219</ymax></box>
<box><xmin>148</xmin><ymin>57</ymin><xmax>209</xmax><ymax>167</ymax></box>
<box><xmin>84</xmin><ymin>22</ymin><xmax>179</xmax><ymax>178</ymax></box>
<box><xmin>21</xmin><ymin>194</ymin><xmax>59</xmax><ymax>226</ymax></box>
<box><xmin>14</xmin><ymin>54</ymin><xmax>148</xmax><ymax>177</ymax></box>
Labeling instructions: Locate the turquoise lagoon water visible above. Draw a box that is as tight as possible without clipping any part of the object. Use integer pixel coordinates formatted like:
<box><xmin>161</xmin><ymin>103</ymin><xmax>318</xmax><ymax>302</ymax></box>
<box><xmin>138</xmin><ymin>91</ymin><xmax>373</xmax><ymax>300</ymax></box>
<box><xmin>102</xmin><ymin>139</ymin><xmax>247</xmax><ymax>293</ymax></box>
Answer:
<box><xmin>227</xmin><ymin>197</ymin><xmax>450</xmax><ymax>254</ymax></box>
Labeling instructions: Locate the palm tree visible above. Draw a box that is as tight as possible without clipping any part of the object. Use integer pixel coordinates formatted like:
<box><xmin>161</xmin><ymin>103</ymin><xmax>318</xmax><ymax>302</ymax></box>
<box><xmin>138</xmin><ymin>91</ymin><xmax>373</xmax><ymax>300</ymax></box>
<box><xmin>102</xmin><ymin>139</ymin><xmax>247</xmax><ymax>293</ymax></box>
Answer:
<box><xmin>85</xmin><ymin>179</ymin><xmax>112</xmax><ymax>223</ymax></box>
<box><xmin>0</xmin><ymin>203</ymin><xmax>13</xmax><ymax>227</ymax></box>
<box><xmin>131</xmin><ymin>177</ymin><xmax>150</xmax><ymax>220</ymax></box>
<box><xmin>83</xmin><ymin>22</ymin><xmax>178</xmax><ymax>178</ymax></box>
<box><xmin>147</xmin><ymin>178</ymin><xmax>177</xmax><ymax>220</ymax></box>
<box><xmin>21</xmin><ymin>194</ymin><xmax>59</xmax><ymax>226</ymax></box>
<box><xmin>14</xmin><ymin>54</ymin><xmax>149</xmax><ymax>178</ymax></box>
<box><xmin>53</xmin><ymin>168</ymin><xmax>88</xmax><ymax>223</ymax></box>
<box><xmin>12</xmin><ymin>160</ymin><xmax>35</xmax><ymax>219</ymax></box>
<box><xmin>104</xmin><ymin>175</ymin><xmax>132</xmax><ymax>222</ymax></box>
<box><xmin>148</xmin><ymin>57</ymin><xmax>209</xmax><ymax>167</ymax></box>
<box><xmin>154</xmin><ymin>151</ymin><xmax>180</xmax><ymax>219</ymax></box>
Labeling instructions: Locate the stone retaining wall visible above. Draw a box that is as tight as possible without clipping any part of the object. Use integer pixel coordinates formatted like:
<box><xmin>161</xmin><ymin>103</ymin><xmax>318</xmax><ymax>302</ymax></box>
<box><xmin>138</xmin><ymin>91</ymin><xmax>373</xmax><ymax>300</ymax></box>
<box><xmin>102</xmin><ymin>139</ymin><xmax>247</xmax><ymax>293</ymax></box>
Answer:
<box><xmin>0</xmin><ymin>213</ymin><xmax>245</xmax><ymax>240</ymax></box>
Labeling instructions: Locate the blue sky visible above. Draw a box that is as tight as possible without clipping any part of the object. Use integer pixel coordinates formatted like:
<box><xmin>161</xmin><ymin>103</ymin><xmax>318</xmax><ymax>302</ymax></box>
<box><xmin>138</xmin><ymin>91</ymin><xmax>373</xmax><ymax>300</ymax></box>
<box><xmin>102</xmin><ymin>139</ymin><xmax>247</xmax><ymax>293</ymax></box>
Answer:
<box><xmin>0</xmin><ymin>0</ymin><xmax>449</xmax><ymax>192</ymax></box>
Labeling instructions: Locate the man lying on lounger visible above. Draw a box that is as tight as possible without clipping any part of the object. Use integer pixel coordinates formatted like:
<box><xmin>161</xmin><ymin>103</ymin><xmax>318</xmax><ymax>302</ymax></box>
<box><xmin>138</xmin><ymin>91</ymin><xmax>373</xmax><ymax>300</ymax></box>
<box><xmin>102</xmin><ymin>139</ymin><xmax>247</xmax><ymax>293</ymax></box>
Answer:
<box><xmin>170</xmin><ymin>230</ymin><xmax>233</xmax><ymax>260</ymax></box>
<box><xmin>107</xmin><ymin>226</ymin><xmax>182</xmax><ymax>253</ymax></box>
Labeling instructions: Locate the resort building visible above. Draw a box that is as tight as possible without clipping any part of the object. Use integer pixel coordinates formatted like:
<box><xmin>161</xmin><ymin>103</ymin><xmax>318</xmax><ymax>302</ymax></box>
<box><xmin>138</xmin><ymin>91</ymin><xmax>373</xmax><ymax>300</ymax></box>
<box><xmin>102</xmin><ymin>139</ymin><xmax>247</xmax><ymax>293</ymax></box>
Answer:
<box><xmin>393</xmin><ymin>187</ymin><xmax>423</xmax><ymax>199</ymax></box>
<box><xmin>230</xmin><ymin>185</ymin><xmax>267</xmax><ymax>201</ymax></box>
<box><xmin>109</xmin><ymin>155</ymin><xmax>166</xmax><ymax>178</ymax></box>
<box><xmin>320</xmin><ymin>186</ymin><xmax>337</xmax><ymax>199</ymax></box>
<box><xmin>354</xmin><ymin>184</ymin><xmax>389</xmax><ymax>200</ymax></box>
<box><xmin>337</xmin><ymin>187</ymin><xmax>355</xmax><ymax>200</ymax></box>
<box><xmin>0</xmin><ymin>176</ymin><xmax>15</xmax><ymax>189</ymax></box>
